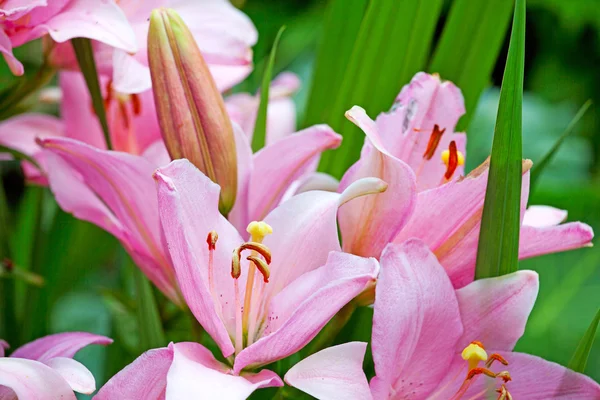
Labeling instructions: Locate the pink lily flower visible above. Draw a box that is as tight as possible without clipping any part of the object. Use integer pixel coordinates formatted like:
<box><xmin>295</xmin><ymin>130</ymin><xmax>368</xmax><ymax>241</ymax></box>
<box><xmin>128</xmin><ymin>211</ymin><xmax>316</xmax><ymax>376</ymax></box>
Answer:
<box><xmin>285</xmin><ymin>240</ymin><xmax>600</xmax><ymax>399</ymax></box>
<box><xmin>338</xmin><ymin>72</ymin><xmax>593</xmax><ymax>287</ymax></box>
<box><xmin>0</xmin><ymin>0</ymin><xmax>136</xmax><ymax>76</ymax></box>
<box><xmin>48</xmin><ymin>0</ymin><xmax>258</xmax><ymax>94</ymax></box>
<box><xmin>0</xmin><ymin>332</ymin><xmax>112</xmax><ymax>399</ymax></box>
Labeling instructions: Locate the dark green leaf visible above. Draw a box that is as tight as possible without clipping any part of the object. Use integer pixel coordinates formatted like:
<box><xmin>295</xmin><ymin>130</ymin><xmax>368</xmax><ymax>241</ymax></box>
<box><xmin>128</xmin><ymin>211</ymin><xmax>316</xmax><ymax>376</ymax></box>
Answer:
<box><xmin>429</xmin><ymin>0</ymin><xmax>515</xmax><ymax>130</ymax></box>
<box><xmin>568</xmin><ymin>308</ymin><xmax>600</xmax><ymax>373</ymax></box>
<box><xmin>71</xmin><ymin>38</ymin><xmax>112</xmax><ymax>150</ymax></box>
<box><xmin>302</xmin><ymin>0</ymin><xmax>369</xmax><ymax>128</ymax></box>
<box><xmin>0</xmin><ymin>145</ymin><xmax>40</xmax><ymax>169</ymax></box>
<box><xmin>0</xmin><ymin>63</ymin><xmax>54</xmax><ymax>120</ymax></box>
<box><xmin>530</xmin><ymin>100</ymin><xmax>592</xmax><ymax>188</ymax></box>
<box><xmin>251</xmin><ymin>27</ymin><xmax>286</xmax><ymax>152</ymax></box>
<box><xmin>132</xmin><ymin>263</ymin><xmax>166</xmax><ymax>350</ymax></box>
<box><xmin>317</xmin><ymin>0</ymin><xmax>444</xmax><ymax>178</ymax></box>
<box><xmin>475</xmin><ymin>0</ymin><xmax>526</xmax><ymax>279</ymax></box>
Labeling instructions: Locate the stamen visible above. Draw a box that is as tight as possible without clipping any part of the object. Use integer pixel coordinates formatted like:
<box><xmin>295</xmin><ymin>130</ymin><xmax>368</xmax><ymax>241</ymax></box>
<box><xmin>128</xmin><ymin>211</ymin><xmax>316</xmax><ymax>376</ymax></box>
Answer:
<box><xmin>246</xmin><ymin>255</ymin><xmax>270</xmax><ymax>283</ymax></box>
<box><xmin>422</xmin><ymin>124</ymin><xmax>446</xmax><ymax>160</ymax></box>
<box><xmin>442</xmin><ymin>140</ymin><xmax>464</xmax><ymax>180</ymax></box>
<box><xmin>496</xmin><ymin>384</ymin><xmax>513</xmax><ymax>400</ymax></box>
<box><xmin>486</xmin><ymin>353</ymin><xmax>509</xmax><ymax>368</ymax></box>
<box><xmin>206</xmin><ymin>231</ymin><xmax>218</xmax><ymax>299</ymax></box>
<box><xmin>131</xmin><ymin>93</ymin><xmax>142</xmax><ymax>116</ymax></box>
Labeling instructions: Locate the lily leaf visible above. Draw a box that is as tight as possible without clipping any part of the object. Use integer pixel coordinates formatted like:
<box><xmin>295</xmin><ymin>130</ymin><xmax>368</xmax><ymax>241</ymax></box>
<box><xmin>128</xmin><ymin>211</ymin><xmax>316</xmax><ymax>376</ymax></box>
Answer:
<box><xmin>530</xmin><ymin>100</ymin><xmax>592</xmax><ymax>189</ymax></box>
<box><xmin>132</xmin><ymin>262</ymin><xmax>166</xmax><ymax>351</ymax></box>
<box><xmin>568</xmin><ymin>308</ymin><xmax>600</xmax><ymax>373</ymax></box>
<box><xmin>475</xmin><ymin>0</ymin><xmax>526</xmax><ymax>279</ymax></box>
<box><xmin>71</xmin><ymin>38</ymin><xmax>112</xmax><ymax>149</ymax></box>
<box><xmin>251</xmin><ymin>26</ymin><xmax>286</xmax><ymax>152</ymax></box>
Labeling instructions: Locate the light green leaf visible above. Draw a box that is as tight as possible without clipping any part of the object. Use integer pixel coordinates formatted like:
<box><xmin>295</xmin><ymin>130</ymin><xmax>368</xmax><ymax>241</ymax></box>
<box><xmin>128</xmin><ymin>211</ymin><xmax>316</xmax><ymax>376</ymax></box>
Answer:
<box><xmin>251</xmin><ymin>26</ymin><xmax>286</xmax><ymax>152</ymax></box>
<box><xmin>568</xmin><ymin>308</ymin><xmax>600</xmax><ymax>373</ymax></box>
<box><xmin>475</xmin><ymin>0</ymin><xmax>526</xmax><ymax>279</ymax></box>
<box><xmin>132</xmin><ymin>263</ymin><xmax>166</xmax><ymax>351</ymax></box>
<box><xmin>71</xmin><ymin>38</ymin><xmax>112</xmax><ymax>149</ymax></box>
<box><xmin>530</xmin><ymin>100</ymin><xmax>592</xmax><ymax>188</ymax></box>
<box><xmin>429</xmin><ymin>0</ymin><xmax>515</xmax><ymax>130</ymax></box>
<box><xmin>317</xmin><ymin>0</ymin><xmax>444</xmax><ymax>178</ymax></box>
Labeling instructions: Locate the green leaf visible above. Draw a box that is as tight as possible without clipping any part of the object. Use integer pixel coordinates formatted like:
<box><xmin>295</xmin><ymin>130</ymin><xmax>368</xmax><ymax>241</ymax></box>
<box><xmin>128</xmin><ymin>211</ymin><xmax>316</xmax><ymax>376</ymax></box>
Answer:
<box><xmin>429</xmin><ymin>0</ymin><xmax>515</xmax><ymax>130</ymax></box>
<box><xmin>302</xmin><ymin>0</ymin><xmax>369</xmax><ymax>128</ymax></box>
<box><xmin>251</xmin><ymin>26</ymin><xmax>286</xmax><ymax>152</ymax></box>
<box><xmin>0</xmin><ymin>63</ymin><xmax>55</xmax><ymax>120</ymax></box>
<box><xmin>568</xmin><ymin>308</ymin><xmax>600</xmax><ymax>373</ymax></box>
<box><xmin>71</xmin><ymin>38</ymin><xmax>112</xmax><ymax>150</ymax></box>
<box><xmin>530</xmin><ymin>100</ymin><xmax>592</xmax><ymax>188</ymax></box>
<box><xmin>474</xmin><ymin>0</ymin><xmax>526</xmax><ymax>279</ymax></box>
<box><xmin>317</xmin><ymin>0</ymin><xmax>444</xmax><ymax>178</ymax></box>
<box><xmin>0</xmin><ymin>145</ymin><xmax>40</xmax><ymax>169</ymax></box>
<box><xmin>132</xmin><ymin>263</ymin><xmax>166</xmax><ymax>350</ymax></box>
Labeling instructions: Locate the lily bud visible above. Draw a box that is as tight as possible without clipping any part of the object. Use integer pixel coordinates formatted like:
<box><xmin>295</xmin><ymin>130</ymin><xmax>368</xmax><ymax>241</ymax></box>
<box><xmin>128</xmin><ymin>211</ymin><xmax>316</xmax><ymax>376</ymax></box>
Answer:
<box><xmin>148</xmin><ymin>8</ymin><xmax>237</xmax><ymax>215</ymax></box>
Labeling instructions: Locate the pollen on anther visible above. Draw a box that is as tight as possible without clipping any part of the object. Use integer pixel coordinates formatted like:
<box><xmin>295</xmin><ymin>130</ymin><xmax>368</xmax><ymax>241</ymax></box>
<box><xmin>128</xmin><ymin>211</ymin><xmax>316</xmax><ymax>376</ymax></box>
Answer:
<box><xmin>206</xmin><ymin>231</ymin><xmax>218</xmax><ymax>250</ymax></box>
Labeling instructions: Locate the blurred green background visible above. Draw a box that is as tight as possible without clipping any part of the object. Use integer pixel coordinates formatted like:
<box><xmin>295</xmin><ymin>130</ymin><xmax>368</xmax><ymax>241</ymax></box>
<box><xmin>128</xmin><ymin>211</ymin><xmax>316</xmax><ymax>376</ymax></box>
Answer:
<box><xmin>0</xmin><ymin>0</ymin><xmax>599</xmax><ymax>395</ymax></box>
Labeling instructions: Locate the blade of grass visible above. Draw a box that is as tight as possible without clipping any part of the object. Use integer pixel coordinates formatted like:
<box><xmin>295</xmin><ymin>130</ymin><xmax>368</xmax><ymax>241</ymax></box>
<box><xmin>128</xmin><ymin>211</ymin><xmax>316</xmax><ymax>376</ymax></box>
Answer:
<box><xmin>530</xmin><ymin>100</ymin><xmax>592</xmax><ymax>188</ymax></box>
<box><xmin>302</xmin><ymin>0</ymin><xmax>369</xmax><ymax>128</ymax></box>
<box><xmin>251</xmin><ymin>27</ymin><xmax>286</xmax><ymax>152</ymax></box>
<box><xmin>71</xmin><ymin>38</ymin><xmax>112</xmax><ymax>150</ymax></box>
<box><xmin>568</xmin><ymin>308</ymin><xmax>600</xmax><ymax>373</ymax></box>
<box><xmin>132</xmin><ymin>261</ymin><xmax>165</xmax><ymax>350</ymax></box>
<box><xmin>429</xmin><ymin>0</ymin><xmax>515</xmax><ymax>131</ymax></box>
<box><xmin>474</xmin><ymin>0</ymin><xmax>526</xmax><ymax>279</ymax></box>
<box><xmin>0</xmin><ymin>180</ymin><xmax>17</xmax><ymax>346</ymax></box>
<box><xmin>318</xmin><ymin>0</ymin><xmax>444</xmax><ymax>178</ymax></box>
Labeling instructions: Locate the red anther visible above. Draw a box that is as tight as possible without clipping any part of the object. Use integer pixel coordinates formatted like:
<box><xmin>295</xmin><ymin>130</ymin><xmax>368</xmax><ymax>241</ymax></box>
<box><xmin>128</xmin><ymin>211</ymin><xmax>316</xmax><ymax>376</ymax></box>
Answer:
<box><xmin>496</xmin><ymin>385</ymin><xmax>513</xmax><ymax>400</ymax></box>
<box><xmin>496</xmin><ymin>371</ymin><xmax>512</xmax><ymax>383</ymax></box>
<box><xmin>131</xmin><ymin>93</ymin><xmax>142</xmax><ymax>116</ymax></box>
<box><xmin>466</xmin><ymin>367</ymin><xmax>498</xmax><ymax>381</ymax></box>
<box><xmin>206</xmin><ymin>231</ymin><xmax>218</xmax><ymax>250</ymax></box>
<box><xmin>422</xmin><ymin>124</ymin><xmax>446</xmax><ymax>160</ymax></box>
<box><xmin>486</xmin><ymin>353</ymin><xmax>509</xmax><ymax>368</ymax></box>
<box><xmin>444</xmin><ymin>140</ymin><xmax>459</xmax><ymax>180</ymax></box>
<box><xmin>103</xmin><ymin>80</ymin><xmax>113</xmax><ymax>110</ymax></box>
<box><xmin>119</xmin><ymin>101</ymin><xmax>130</xmax><ymax>129</ymax></box>
<box><xmin>471</xmin><ymin>340</ymin><xmax>485</xmax><ymax>349</ymax></box>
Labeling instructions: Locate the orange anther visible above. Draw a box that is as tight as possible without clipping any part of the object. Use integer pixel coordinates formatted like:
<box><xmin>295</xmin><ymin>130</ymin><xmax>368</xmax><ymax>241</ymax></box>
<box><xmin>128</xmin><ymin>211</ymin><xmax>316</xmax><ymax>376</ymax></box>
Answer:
<box><xmin>422</xmin><ymin>124</ymin><xmax>446</xmax><ymax>160</ymax></box>
<box><xmin>444</xmin><ymin>140</ymin><xmax>459</xmax><ymax>180</ymax></box>
<box><xmin>206</xmin><ymin>231</ymin><xmax>218</xmax><ymax>250</ymax></box>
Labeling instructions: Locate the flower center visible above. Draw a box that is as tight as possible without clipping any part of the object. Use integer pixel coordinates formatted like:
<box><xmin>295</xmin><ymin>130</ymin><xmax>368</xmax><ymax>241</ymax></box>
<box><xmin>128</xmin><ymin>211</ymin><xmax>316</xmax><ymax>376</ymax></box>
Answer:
<box><xmin>100</xmin><ymin>80</ymin><xmax>143</xmax><ymax>154</ymax></box>
<box><xmin>413</xmin><ymin>125</ymin><xmax>465</xmax><ymax>184</ymax></box>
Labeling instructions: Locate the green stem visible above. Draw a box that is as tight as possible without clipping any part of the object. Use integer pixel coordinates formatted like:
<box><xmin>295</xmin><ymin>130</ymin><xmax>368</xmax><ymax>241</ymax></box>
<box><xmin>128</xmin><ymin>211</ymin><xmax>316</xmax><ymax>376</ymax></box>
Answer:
<box><xmin>133</xmin><ymin>266</ymin><xmax>166</xmax><ymax>351</ymax></box>
<box><xmin>0</xmin><ymin>62</ymin><xmax>55</xmax><ymax>120</ymax></box>
<box><xmin>0</xmin><ymin>267</ymin><xmax>17</xmax><ymax>346</ymax></box>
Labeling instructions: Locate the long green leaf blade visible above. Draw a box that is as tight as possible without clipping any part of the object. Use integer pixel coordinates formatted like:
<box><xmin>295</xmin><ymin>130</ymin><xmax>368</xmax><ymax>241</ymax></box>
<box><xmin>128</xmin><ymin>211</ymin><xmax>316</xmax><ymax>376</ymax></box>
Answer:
<box><xmin>474</xmin><ymin>0</ymin><xmax>526</xmax><ymax>279</ymax></box>
<box><xmin>302</xmin><ymin>0</ymin><xmax>369</xmax><ymax>128</ymax></box>
<box><xmin>132</xmin><ymin>265</ymin><xmax>165</xmax><ymax>350</ymax></box>
<box><xmin>71</xmin><ymin>38</ymin><xmax>112</xmax><ymax>150</ymax></box>
<box><xmin>429</xmin><ymin>0</ymin><xmax>514</xmax><ymax>130</ymax></box>
<box><xmin>251</xmin><ymin>26</ymin><xmax>285</xmax><ymax>152</ymax></box>
<box><xmin>530</xmin><ymin>100</ymin><xmax>592</xmax><ymax>188</ymax></box>
<box><xmin>318</xmin><ymin>0</ymin><xmax>444</xmax><ymax>178</ymax></box>
<box><xmin>568</xmin><ymin>308</ymin><xmax>600</xmax><ymax>373</ymax></box>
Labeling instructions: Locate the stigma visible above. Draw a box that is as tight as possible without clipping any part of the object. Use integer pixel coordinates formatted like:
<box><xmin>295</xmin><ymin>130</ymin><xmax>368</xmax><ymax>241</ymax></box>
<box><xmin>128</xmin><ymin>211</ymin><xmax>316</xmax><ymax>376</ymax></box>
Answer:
<box><xmin>247</xmin><ymin>221</ymin><xmax>273</xmax><ymax>243</ymax></box>
<box><xmin>462</xmin><ymin>341</ymin><xmax>488</xmax><ymax>371</ymax></box>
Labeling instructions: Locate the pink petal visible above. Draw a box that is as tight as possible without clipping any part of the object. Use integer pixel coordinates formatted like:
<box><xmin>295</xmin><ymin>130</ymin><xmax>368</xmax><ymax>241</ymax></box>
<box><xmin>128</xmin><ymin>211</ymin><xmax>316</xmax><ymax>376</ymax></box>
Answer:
<box><xmin>248</xmin><ymin>124</ymin><xmax>342</xmax><ymax>222</ymax></box>
<box><xmin>0</xmin><ymin>358</ymin><xmax>76</xmax><ymax>400</ymax></box>
<box><xmin>141</xmin><ymin>140</ymin><xmax>170</xmax><ymax>167</ymax></box>
<box><xmin>522</xmin><ymin>205</ymin><xmax>568</xmax><ymax>227</ymax></box>
<box><xmin>95</xmin><ymin>347</ymin><xmax>173</xmax><ymax>400</ymax></box>
<box><xmin>455</xmin><ymin>271</ymin><xmax>539</xmax><ymax>352</ymax></box>
<box><xmin>285</xmin><ymin>342</ymin><xmax>372</xmax><ymax>400</ymax></box>
<box><xmin>233</xmin><ymin>252</ymin><xmax>379</xmax><ymax>373</ymax></box>
<box><xmin>227</xmin><ymin>123</ymin><xmax>254</xmax><ymax>233</ymax></box>
<box><xmin>39</xmin><ymin>137</ymin><xmax>180</xmax><ymax>304</ymax></box>
<box><xmin>519</xmin><ymin>222</ymin><xmax>594</xmax><ymax>259</ymax></box>
<box><xmin>11</xmin><ymin>332</ymin><xmax>111</xmax><ymax>362</ymax></box>
<box><xmin>370</xmin><ymin>240</ymin><xmax>463</xmax><ymax>400</ymax></box>
<box><xmin>111</xmin><ymin>50</ymin><xmax>152</xmax><ymax>94</ymax></box>
<box><xmin>294</xmin><ymin>172</ymin><xmax>340</xmax><ymax>194</ymax></box>
<box><xmin>36</xmin><ymin>0</ymin><xmax>137</xmax><ymax>53</ymax></box>
<box><xmin>166</xmin><ymin>342</ymin><xmax>282</xmax><ymax>399</ymax></box>
<box><xmin>155</xmin><ymin>160</ymin><xmax>243</xmax><ymax>358</ymax></box>
<box><xmin>372</xmin><ymin>72</ymin><xmax>466</xmax><ymax>191</ymax></box>
<box><xmin>340</xmin><ymin>107</ymin><xmax>417</xmax><ymax>258</ymax></box>
<box><xmin>45</xmin><ymin>357</ymin><xmax>96</xmax><ymax>394</ymax></box>
<box><xmin>0</xmin><ymin>28</ymin><xmax>23</xmax><ymax>75</ymax></box>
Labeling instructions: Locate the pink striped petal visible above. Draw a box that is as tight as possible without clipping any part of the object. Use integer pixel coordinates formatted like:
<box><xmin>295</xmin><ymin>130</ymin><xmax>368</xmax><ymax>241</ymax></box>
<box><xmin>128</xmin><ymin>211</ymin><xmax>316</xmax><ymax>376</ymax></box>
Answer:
<box><xmin>285</xmin><ymin>342</ymin><xmax>372</xmax><ymax>400</ymax></box>
<box><xmin>0</xmin><ymin>358</ymin><xmax>76</xmax><ymax>400</ymax></box>
<box><xmin>233</xmin><ymin>252</ymin><xmax>379</xmax><ymax>373</ymax></box>
<box><xmin>11</xmin><ymin>332</ymin><xmax>111</xmax><ymax>362</ymax></box>
<box><xmin>370</xmin><ymin>240</ymin><xmax>463</xmax><ymax>400</ymax></box>
<box><xmin>95</xmin><ymin>347</ymin><xmax>173</xmax><ymax>400</ymax></box>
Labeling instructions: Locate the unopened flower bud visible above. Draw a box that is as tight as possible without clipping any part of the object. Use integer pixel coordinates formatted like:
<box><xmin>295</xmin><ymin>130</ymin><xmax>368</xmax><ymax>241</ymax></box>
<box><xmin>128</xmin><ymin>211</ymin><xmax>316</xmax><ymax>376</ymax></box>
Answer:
<box><xmin>148</xmin><ymin>8</ymin><xmax>237</xmax><ymax>215</ymax></box>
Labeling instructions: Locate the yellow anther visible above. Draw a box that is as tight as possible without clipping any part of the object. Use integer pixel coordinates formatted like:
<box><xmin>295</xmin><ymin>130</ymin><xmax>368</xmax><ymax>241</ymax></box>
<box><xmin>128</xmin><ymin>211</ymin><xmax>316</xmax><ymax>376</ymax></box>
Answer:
<box><xmin>462</xmin><ymin>342</ymin><xmax>488</xmax><ymax>371</ymax></box>
<box><xmin>247</xmin><ymin>221</ymin><xmax>273</xmax><ymax>243</ymax></box>
<box><xmin>441</xmin><ymin>149</ymin><xmax>465</xmax><ymax>166</ymax></box>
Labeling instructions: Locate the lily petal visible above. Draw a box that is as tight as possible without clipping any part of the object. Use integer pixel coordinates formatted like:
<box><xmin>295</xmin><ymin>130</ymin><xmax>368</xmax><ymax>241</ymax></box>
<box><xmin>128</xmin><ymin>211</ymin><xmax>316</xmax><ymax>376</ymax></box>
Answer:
<box><xmin>455</xmin><ymin>271</ymin><xmax>539</xmax><ymax>351</ymax></box>
<box><xmin>155</xmin><ymin>160</ymin><xmax>243</xmax><ymax>358</ymax></box>
<box><xmin>0</xmin><ymin>28</ymin><xmax>23</xmax><ymax>75</ymax></box>
<box><xmin>522</xmin><ymin>205</ymin><xmax>568</xmax><ymax>227</ymax></box>
<box><xmin>45</xmin><ymin>357</ymin><xmax>96</xmax><ymax>394</ymax></box>
<box><xmin>340</xmin><ymin>106</ymin><xmax>417</xmax><ymax>258</ymax></box>
<box><xmin>11</xmin><ymin>332</ymin><xmax>111</xmax><ymax>362</ymax></box>
<box><xmin>233</xmin><ymin>252</ymin><xmax>379</xmax><ymax>373</ymax></box>
<box><xmin>370</xmin><ymin>240</ymin><xmax>463</xmax><ymax>400</ymax></box>
<box><xmin>95</xmin><ymin>347</ymin><xmax>173</xmax><ymax>400</ymax></box>
<box><xmin>166</xmin><ymin>342</ymin><xmax>282</xmax><ymax>399</ymax></box>
<box><xmin>228</xmin><ymin>123</ymin><xmax>254</xmax><ymax>233</ymax></box>
<box><xmin>519</xmin><ymin>222</ymin><xmax>594</xmax><ymax>259</ymax></box>
<box><xmin>285</xmin><ymin>342</ymin><xmax>372</xmax><ymax>400</ymax></box>
<box><xmin>248</xmin><ymin>124</ymin><xmax>341</xmax><ymax>222</ymax></box>
<box><xmin>0</xmin><ymin>358</ymin><xmax>76</xmax><ymax>400</ymax></box>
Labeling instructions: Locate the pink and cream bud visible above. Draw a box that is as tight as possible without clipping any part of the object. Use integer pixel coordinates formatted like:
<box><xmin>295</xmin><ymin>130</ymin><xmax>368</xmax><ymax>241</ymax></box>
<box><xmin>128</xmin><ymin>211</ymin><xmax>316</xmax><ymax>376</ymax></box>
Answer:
<box><xmin>148</xmin><ymin>8</ymin><xmax>238</xmax><ymax>215</ymax></box>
